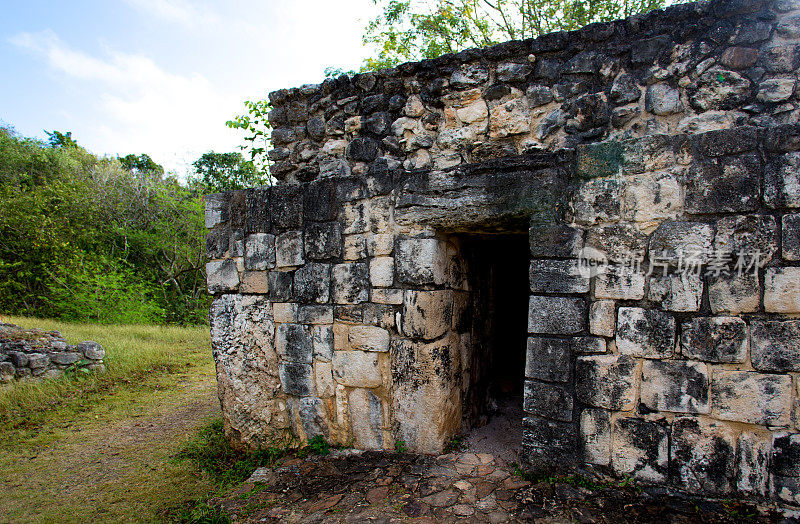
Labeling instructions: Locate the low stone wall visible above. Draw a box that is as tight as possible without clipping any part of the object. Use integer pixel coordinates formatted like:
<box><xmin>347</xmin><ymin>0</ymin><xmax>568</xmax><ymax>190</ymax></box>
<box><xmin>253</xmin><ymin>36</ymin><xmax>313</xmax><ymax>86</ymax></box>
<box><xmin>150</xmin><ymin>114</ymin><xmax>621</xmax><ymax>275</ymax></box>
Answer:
<box><xmin>0</xmin><ymin>323</ymin><xmax>106</xmax><ymax>381</ymax></box>
<box><xmin>206</xmin><ymin>0</ymin><xmax>800</xmax><ymax>505</ymax></box>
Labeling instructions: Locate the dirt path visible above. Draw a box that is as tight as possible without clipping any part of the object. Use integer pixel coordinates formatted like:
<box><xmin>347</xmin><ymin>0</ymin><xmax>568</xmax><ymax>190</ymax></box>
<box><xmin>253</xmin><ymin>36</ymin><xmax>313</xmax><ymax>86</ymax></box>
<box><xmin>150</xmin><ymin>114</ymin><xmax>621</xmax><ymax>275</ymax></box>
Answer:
<box><xmin>0</xmin><ymin>372</ymin><xmax>220</xmax><ymax>522</ymax></box>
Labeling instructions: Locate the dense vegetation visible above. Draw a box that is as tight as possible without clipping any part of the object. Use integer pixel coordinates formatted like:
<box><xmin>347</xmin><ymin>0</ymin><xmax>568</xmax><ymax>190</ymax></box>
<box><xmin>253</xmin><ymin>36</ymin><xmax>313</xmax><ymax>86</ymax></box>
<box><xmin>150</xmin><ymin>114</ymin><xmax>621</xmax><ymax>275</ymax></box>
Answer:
<box><xmin>0</xmin><ymin>126</ymin><xmax>214</xmax><ymax>324</ymax></box>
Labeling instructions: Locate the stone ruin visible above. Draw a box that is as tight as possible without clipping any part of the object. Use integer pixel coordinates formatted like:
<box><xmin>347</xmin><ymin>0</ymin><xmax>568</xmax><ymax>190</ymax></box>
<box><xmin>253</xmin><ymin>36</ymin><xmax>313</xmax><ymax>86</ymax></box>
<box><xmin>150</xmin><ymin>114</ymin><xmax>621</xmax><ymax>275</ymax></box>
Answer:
<box><xmin>206</xmin><ymin>0</ymin><xmax>800</xmax><ymax>503</ymax></box>
<box><xmin>0</xmin><ymin>322</ymin><xmax>106</xmax><ymax>381</ymax></box>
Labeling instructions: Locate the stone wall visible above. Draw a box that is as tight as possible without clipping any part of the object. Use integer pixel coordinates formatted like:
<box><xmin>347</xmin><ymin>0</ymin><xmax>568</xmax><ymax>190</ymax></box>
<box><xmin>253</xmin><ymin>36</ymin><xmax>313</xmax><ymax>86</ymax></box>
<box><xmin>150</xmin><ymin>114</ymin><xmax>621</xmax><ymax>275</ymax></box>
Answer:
<box><xmin>206</xmin><ymin>0</ymin><xmax>800</xmax><ymax>503</ymax></box>
<box><xmin>0</xmin><ymin>322</ymin><xmax>106</xmax><ymax>381</ymax></box>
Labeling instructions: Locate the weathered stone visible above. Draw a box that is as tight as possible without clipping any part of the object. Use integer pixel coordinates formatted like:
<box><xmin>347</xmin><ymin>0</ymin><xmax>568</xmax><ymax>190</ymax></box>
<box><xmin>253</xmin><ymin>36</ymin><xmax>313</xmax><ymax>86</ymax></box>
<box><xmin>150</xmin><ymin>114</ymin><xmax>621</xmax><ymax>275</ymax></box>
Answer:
<box><xmin>580</xmin><ymin>408</ymin><xmax>611</xmax><ymax>466</ymax></box>
<box><xmin>687</xmin><ymin>155</ymin><xmax>760</xmax><ymax>214</ymax></box>
<box><xmin>528</xmin><ymin>296</ymin><xmax>585</xmax><ymax>335</ymax></box>
<box><xmin>594</xmin><ymin>266</ymin><xmax>646</xmax><ymax>301</ymax></box>
<box><xmin>681</xmin><ymin>317</ymin><xmax>748</xmax><ymax>363</ymax></box>
<box><xmin>611</xmin><ymin>417</ymin><xmax>669</xmax><ymax>483</ymax></box>
<box><xmin>584</xmin><ymin>224</ymin><xmax>647</xmax><ymax>264</ymax></box>
<box><xmin>244</xmin><ymin>233</ymin><xmax>275</xmax><ymax>271</ymax></box>
<box><xmin>525</xmin><ymin>338</ymin><xmax>571</xmax><ymax>383</ymax></box>
<box><xmin>395</xmin><ymin>237</ymin><xmax>446</xmax><ymax>285</ymax></box>
<box><xmin>720</xmin><ymin>46</ymin><xmax>759</xmax><ymax>69</ymax></box>
<box><xmin>772</xmin><ymin>433</ymin><xmax>800</xmax><ymax>503</ymax></box>
<box><xmin>314</xmin><ymin>361</ymin><xmax>335</xmax><ymax>398</ymax></box>
<box><xmin>332</xmin><ymin>351</ymin><xmax>381</xmax><ymax>388</ymax></box>
<box><xmin>489</xmin><ymin>98</ymin><xmax>531</xmax><ymax>138</ymax></box>
<box><xmin>270</xmin><ymin>185</ymin><xmax>303</xmax><ymax>229</ymax></box>
<box><xmin>765</xmin><ymin>152</ymin><xmax>800</xmax><ymax>209</ymax></box>
<box><xmin>332</xmin><ymin>263</ymin><xmax>369</xmax><ymax>304</ymax></box>
<box><xmin>714</xmin><ymin>214</ymin><xmax>778</xmax><ymax>266</ymax></box>
<box><xmin>304</xmin><ymin>222</ymin><xmax>342</xmax><ymax>260</ymax></box>
<box><xmin>349</xmin><ymin>388</ymin><xmax>384</xmax><ymax>449</ymax></box>
<box><xmin>298</xmin><ymin>305</ymin><xmax>333</xmax><ymax>325</ymax></box>
<box><xmin>671</xmin><ymin>417</ymin><xmax>736</xmax><ymax>494</ymax></box>
<box><xmin>535</xmin><ymin>108</ymin><xmax>565</xmax><ymax>139</ymax></box>
<box><xmin>690</xmin><ymin>69</ymin><xmax>752</xmax><ymax>111</ymax></box>
<box><xmin>610</xmin><ymin>73</ymin><xmax>641</xmax><ymax>103</ymax></box>
<box><xmin>761</xmin><ymin>44</ymin><xmax>800</xmax><ymax>73</ymax></box>
<box><xmin>273</xmin><ymin>302</ymin><xmax>298</xmax><ymax>323</ymax></box>
<box><xmin>528</xmin><ymin>260</ymin><xmax>589</xmax><ymax>294</ymax></box>
<box><xmin>522</xmin><ymin>415</ymin><xmax>577</xmax><ymax>455</ymax></box>
<box><xmin>616</xmin><ymin>307</ymin><xmax>675</xmax><ymax>358</ymax></box>
<box><xmin>526</xmin><ymin>84</ymin><xmax>554</xmax><ymax>107</ymax></box>
<box><xmin>575</xmin><ymin>355</ymin><xmax>637</xmax><ymax>411</ymax></box>
<box><xmin>765</xmin><ymin>267</ymin><xmax>800</xmax><ymax>313</ymax></box>
<box><xmin>647</xmin><ymin>273</ymin><xmax>703</xmax><ymax>312</ymax></box>
<box><xmin>371</xmin><ymin>288</ymin><xmax>404</xmax><ymax>305</ymax></box>
<box><xmin>589</xmin><ymin>300</ymin><xmax>615</xmax><ymax>338</ymax></box>
<box><xmin>784</xmin><ymin>213</ymin><xmax>800</xmax><ymax>261</ymax></box>
<box><xmin>276</xmin><ymin>324</ymin><xmax>313</xmax><ymax>364</ymax></box>
<box><xmin>0</xmin><ymin>361</ymin><xmax>14</xmax><ymax>381</ymax></box>
<box><xmin>712</xmin><ymin>371</ymin><xmax>792</xmax><ymax>426</ymax></box>
<box><xmin>27</xmin><ymin>353</ymin><xmax>49</xmax><ymax>369</ymax></box>
<box><xmin>645</xmin><ymin>83</ymin><xmax>683</xmax><ymax>115</ymax></box>
<box><xmin>570</xmin><ymin>178</ymin><xmax>621</xmax><ymax>225</ymax></box>
<box><xmin>341</xmin><ymin>201</ymin><xmax>369</xmax><ymax>235</ymax></box>
<box><xmin>293</xmin><ymin>263</ymin><xmax>331</xmax><ymax>304</ymax></box>
<box><xmin>451</xmin><ymin>64</ymin><xmax>489</xmax><ymax>87</ymax></box>
<box><xmin>529</xmin><ymin>224</ymin><xmax>583</xmax><ymax>258</ymax></box>
<box><xmin>7</xmin><ymin>351</ymin><xmax>28</xmax><ymax>367</ymax></box>
<box><xmin>708</xmin><ymin>272</ymin><xmax>760</xmax><ymax>314</ymax></box>
<box><xmin>403</xmin><ymin>290</ymin><xmax>453</xmax><ymax>340</ymax></box>
<box><xmin>240</xmin><ymin>271</ymin><xmax>270</xmax><ymax>294</ymax></box>
<box><xmin>205</xmin><ymin>193</ymin><xmax>229</xmax><ymax>228</ymax></box>
<box><xmin>573</xmin><ymin>336</ymin><xmax>606</xmax><ymax>354</ymax></box>
<box><xmin>279</xmin><ymin>362</ymin><xmax>313</xmax><ymax>396</ymax></box>
<box><xmin>207</xmin><ymin>259</ymin><xmax>239</xmax><ymax>293</ymax></box>
<box><xmin>312</xmin><ymin>325</ymin><xmax>334</xmax><ymax>362</ymax></box>
<box><xmin>348</xmin><ymin>325</ymin><xmax>390</xmax><ymax>352</ymax></box>
<box><xmin>346</xmin><ymin>137</ymin><xmax>380</xmax><ymax>162</ymax></box>
<box><xmin>757</xmin><ymin>78</ymin><xmax>796</xmax><ymax>103</ymax></box>
<box><xmin>268</xmin><ymin>271</ymin><xmax>293</xmax><ymax>302</ymax></box>
<box><xmin>275</xmin><ymin>231</ymin><xmax>304</xmax><ymax>268</ymax></box>
<box><xmin>50</xmin><ymin>352</ymin><xmax>81</xmax><ymax>366</ymax></box>
<box><xmin>648</xmin><ymin>221</ymin><xmax>714</xmax><ymax>266</ymax></box>
<box><xmin>751</xmin><ymin>320</ymin><xmax>800</xmax><ymax>372</ymax></box>
<box><xmin>622</xmin><ymin>171</ymin><xmax>682</xmax><ymax>223</ymax></box>
<box><xmin>641</xmin><ymin>360</ymin><xmax>709</xmax><ymax>414</ymax></box>
<box><xmin>369</xmin><ymin>256</ymin><xmax>394</xmax><ymax>287</ymax></box>
<box><xmin>737</xmin><ymin>430</ymin><xmax>771</xmax><ymax>496</ymax></box>
<box><xmin>523</xmin><ymin>380</ymin><xmax>573</xmax><ymax>422</ymax></box>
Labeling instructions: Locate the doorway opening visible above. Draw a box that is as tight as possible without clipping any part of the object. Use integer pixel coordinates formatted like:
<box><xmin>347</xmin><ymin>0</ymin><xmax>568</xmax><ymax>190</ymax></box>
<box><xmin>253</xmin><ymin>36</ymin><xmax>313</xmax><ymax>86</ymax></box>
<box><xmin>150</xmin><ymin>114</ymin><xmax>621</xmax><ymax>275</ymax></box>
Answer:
<box><xmin>456</xmin><ymin>233</ymin><xmax>529</xmax><ymax>462</ymax></box>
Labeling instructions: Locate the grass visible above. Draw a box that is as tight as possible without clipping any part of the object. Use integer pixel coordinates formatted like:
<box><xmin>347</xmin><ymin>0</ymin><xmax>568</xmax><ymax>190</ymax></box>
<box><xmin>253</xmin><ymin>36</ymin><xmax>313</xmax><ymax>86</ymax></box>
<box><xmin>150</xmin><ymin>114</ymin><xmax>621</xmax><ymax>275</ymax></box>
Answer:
<box><xmin>0</xmin><ymin>315</ymin><xmax>221</xmax><ymax>522</ymax></box>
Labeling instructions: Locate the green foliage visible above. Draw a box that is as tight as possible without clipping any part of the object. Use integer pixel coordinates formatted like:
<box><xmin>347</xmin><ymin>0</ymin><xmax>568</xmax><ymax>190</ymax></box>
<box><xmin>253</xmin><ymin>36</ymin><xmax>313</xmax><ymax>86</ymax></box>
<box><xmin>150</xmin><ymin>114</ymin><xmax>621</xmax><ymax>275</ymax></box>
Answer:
<box><xmin>118</xmin><ymin>153</ymin><xmax>164</xmax><ymax>177</ymax></box>
<box><xmin>443</xmin><ymin>434</ymin><xmax>465</xmax><ymax>453</ymax></box>
<box><xmin>324</xmin><ymin>66</ymin><xmax>357</xmax><ymax>79</ymax></box>
<box><xmin>225</xmin><ymin>99</ymin><xmax>273</xmax><ymax>179</ymax></box>
<box><xmin>394</xmin><ymin>439</ymin><xmax>408</xmax><ymax>453</ymax></box>
<box><xmin>45</xmin><ymin>130</ymin><xmax>79</xmax><ymax>149</ymax></box>
<box><xmin>0</xmin><ymin>126</ymin><xmax>210</xmax><ymax>325</ymax></box>
<box><xmin>190</xmin><ymin>151</ymin><xmax>268</xmax><ymax>192</ymax></box>
<box><xmin>297</xmin><ymin>435</ymin><xmax>331</xmax><ymax>458</ymax></box>
<box><xmin>362</xmin><ymin>0</ymin><xmax>670</xmax><ymax>70</ymax></box>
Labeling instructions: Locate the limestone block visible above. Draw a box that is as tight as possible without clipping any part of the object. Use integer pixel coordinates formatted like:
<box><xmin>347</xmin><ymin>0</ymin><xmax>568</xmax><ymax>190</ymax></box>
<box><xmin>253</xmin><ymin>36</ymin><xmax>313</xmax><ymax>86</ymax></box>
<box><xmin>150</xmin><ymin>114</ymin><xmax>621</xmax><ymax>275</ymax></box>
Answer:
<box><xmin>647</xmin><ymin>273</ymin><xmax>703</xmax><ymax>312</ymax></box>
<box><xmin>497</xmin><ymin>61</ymin><xmax>532</xmax><ymax>82</ymax></box>
<box><xmin>765</xmin><ymin>152</ymin><xmax>800</xmax><ymax>209</ymax></box>
<box><xmin>205</xmin><ymin>193</ymin><xmax>228</xmax><ymax>228</ymax></box>
<box><xmin>670</xmin><ymin>417</ymin><xmax>736</xmax><ymax>494</ymax></box>
<box><xmin>371</xmin><ymin>288</ymin><xmax>404</xmax><ymax>305</ymax></box>
<box><xmin>784</xmin><ymin>213</ymin><xmax>800</xmax><ymax>260</ymax></box>
<box><xmin>298</xmin><ymin>305</ymin><xmax>333</xmax><ymax>325</ymax></box>
<box><xmin>312</xmin><ymin>325</ymin><xmax>334</xmax><ymax>362</ymax></box>
<box><xmin>240</xmin><ymin>271</ymin><xmax>270</xmax><ymax>294</ymax></box>
<box><xmin>648</xmin><ymin>221</ymin><xmax>714</xmax><ymax>265</ymax></box>
<box><xmin>714</xmin><ymin>215</ymin><xmax>778</xmax><ymax>266</ymax></box>
<box><xmin>570</xmin><ymin>178</ymin><xmax>621</xmax><ymax>226</ymax></box>
<box><xmin>616</xmin><ymin>307</ymin><xmax>675</xmax><ymax>358</ymax></box>
<box><xmin>622</xmin><ymin>171</ymin><xmax>682</xmax><ymax>223</ymax></box>
<box><xmin>529</xmin><ymin>224</ymin><xmax>584</xmax><ymax>258</ymax></box>
<box><xmin>594</xmin><ymin>266</ymin><xmax>646</xmax><ymax>300</ymax></box>
<box><xmin>369</xmin><ymin>257</ymin><xmax>394</xmax><ymax>287</ymax></box>
<box><xmin>395</xmin><ymin>237</ymin><xmax>446</xmax><ymax>285</ymax></box>
<box><xmin>348</xmin><ymin>325</ymin><xmax>390</xmax><ymax>352</ymax></box>
<box><xmin>528</xmin><ymin>296</ymin><xmax>586</xmax><ymax>335</ymax></box>
<box><xmin>77</xmin><ymin>341</ymin><xmax>105</xmax><ymax>360</ymax></box>
<box><xmin>367</xmin><ymin>233</ymin><xmax>394</xmax><ymax>256</ymax></box>
<box><xmin>584</xmin><ymin>224</ymin><xmax>647</xmax><ymax>264</ymax></box>
<box><xmin>572</xmin><ymin>336</ymin><xmax>607</xmax><ymax>354</ymax></box>
<box><xmin>708</xmin><ymin>272</ymin><xmax>760</xmax><ymax>314</ymax></box>
<box><xmin>575</xmin><ymin>354</ymin><xmax>637</xmax><ymax>410</ymax></box>
<box><xmin>332</xmin><ymin>263</ymin><xmax>369</xmax><ymax>304</ymax></box>
<box><xmin>349</xmin><ymin>388</ymin><xmax>385</xmax><ymax>449</ymax></box>
<box><xmin>689</xmin><ymin>69</ymin><xmax>752</xmax><ymax>111</ymax></box>
<box><xmin>525</xmin><ymin>338</ymin><xmax>571</xmax><ymax>383</ymax></box>
<box><xmin>341</xmin><ymin>201</ymin><xmax>369</xmax><ymax>235</ymax></box>
<box><xmin>711</xmin><ymin>371</ymin><xmax>792</xmax><ymax>426</ymax></box>
<box><xmin>450</xmin><ymin>64</ymin><xmax>489</xmax><ymax>87</ymax></box>
<box><xmin>275</xmin><ymin>231</ymin><xmax>304</xmax><ymax>268</ymax></box>
<box><xmin>681</xmin><ymin>317</ymin><xmax>748</xmax><ymax>363</ymax></box>
<box><xmin>207</xmin><ymin>259</ymin><xmax>239</xmax><ymax>293</ymax></box>
<box><xmin>50</xmin><ymin>352</ymin><xmax>81</xmax><ymax>366</ymax></box>
<box><xmin>304</xmin><ymin>222</ymin><xmax>342</xmax><ymax>261</ymax></box>
<box><xmin>736</xmin><ymin>430</ymin><xmax>771</xmax><ymax>496</ymax></box>
<box><xmin>761</xmin><ymin>44</ymin><xmax>800</xmax><ymax>73</ymax></box>
<box><xmin>687</xmin><ymin>154</ymin><xmax>760</xmax><ymax>214</ymax></box>
<box><xmin>751</xmin><ymin>320</ymin><xmax>800</xmax><ymax>372</ymax></box>
<box><xmin>611</xmin><ymin>417</ymin><xmax>669</xmax><ymax>483</ymax></box>
<box><xmin>529</xmin><ymin>259</ymin><xmax>589</xmax><ymax>294</ymax></box>
<box><xmin>244</xmin><ymin>233</ymin><xmax>276</xmax><ymax>270</ymax></box>
<box><xmin>343</xmin><ymin>234</ymin><xmax>368</xmax><ymax>260</ymax></box>
<box><xmin>610</xmin><ymin>73</ymin><xmax>641</xmax><ymax>104</ymax></box>
<box><xmin>641</xmin><ymin>360</ymin><xmax>709</xmax><ymax>414</ymax></box>
<box><xmin>267</xmin><ymin>272</ymin><xmax>292</xmax><ymax>302</ymax></box>
<box><xmin>757</xmin><ymin>78</ymin><xmax>796</xmax><ymax>103</ymax></box>
<box><xmin>772</xmin><ymin>433</ymin><xmax>800</xmax><ymax>503</ymax></box>
<box><xmin>489</xmin><ymin>98</ymin><xmax>531</xmax><ymax>138</ymax></box>
<box><xmin>765</xmin><ymin>267</ymin><xmax>800</xmax><ymax>313</ymax></box>
<box><xmin>297</xmin><ymin>396</ymin><xmax>329</xmax><ymax>440</ymax></box>
<box><xmin>589</xmin><ymin>300</ymin><xmax>615</xmax><ymax>337</ymax></box>
<box><xmin>456</xmin><ymin>100</ymin><xmax>488</xmax><ymax>124</ymax></box>
<box><xmin>293</xmin><ymin>262</ymin><xmax>331</xmax><ymax>304</ymax></box>
<box><xmin>270</xmin><ymin>185</ymin><xmax>303</xmax><ymax>229</ymax></box>
<box><xmin>275</xmin><ymin>324</ymin><xmax>313</xmax><ymax>364</ymax></box>
<box><xmin>279</xmin><ymin>362</ymin><xmax>314</xmax><ymax>396</ymax></box>
<box><xmin>314</xmin><ymin>361</ymin><xmax>335</xmax><ymax>398</ymax></box>
<box><xmin>523</xmin><ymin>380</ymin><xmax>573</xmax><ymax>422</ymax></box>
<box><xmin>645</xmin><ymin>83</ymin><xmax>683</xmax><ymax>115</ymax></box>
<box><xmin>332</xmin><ymin>351</ymin><xmax>382</xmax><ymax>388</ymax></box>
<box><xmin>403</xmin><ymin>290</ymin><xmax>453</xmax><ymax>340</ymax></box>
<box><xmin>580</xmin><ymin>408</ymin><xmax>611</xmax><ymax>466</ymax></box>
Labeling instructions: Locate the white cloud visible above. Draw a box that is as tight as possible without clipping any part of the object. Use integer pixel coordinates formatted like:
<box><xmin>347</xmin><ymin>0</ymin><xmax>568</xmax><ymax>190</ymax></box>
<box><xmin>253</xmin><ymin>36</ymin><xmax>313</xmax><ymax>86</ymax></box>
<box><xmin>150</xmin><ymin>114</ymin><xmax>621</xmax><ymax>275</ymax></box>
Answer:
<box><xmin>8</xmin><ymin>29</ymin><xmax>241</xmax><ymax>175</ymax></box>
<box><xmin>122</xmin><ymin>0</ymin><xmax>220</xmax><ymax>28</ymax></box>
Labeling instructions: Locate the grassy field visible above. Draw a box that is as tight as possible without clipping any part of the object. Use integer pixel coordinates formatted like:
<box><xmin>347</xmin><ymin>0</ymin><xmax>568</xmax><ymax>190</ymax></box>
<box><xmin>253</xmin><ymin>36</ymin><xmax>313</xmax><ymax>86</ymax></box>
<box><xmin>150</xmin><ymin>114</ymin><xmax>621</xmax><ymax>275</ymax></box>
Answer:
<box><xmin>0</xmin><ymin>315</ymin><xmax>222</xmax><ymax>522</ymax></box>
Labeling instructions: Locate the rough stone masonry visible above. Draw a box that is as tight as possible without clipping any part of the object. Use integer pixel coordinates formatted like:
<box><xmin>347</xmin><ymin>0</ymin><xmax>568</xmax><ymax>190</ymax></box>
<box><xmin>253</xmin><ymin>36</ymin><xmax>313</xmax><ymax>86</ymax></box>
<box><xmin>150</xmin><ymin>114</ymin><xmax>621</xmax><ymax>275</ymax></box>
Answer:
<box><xmin>207</xmin><ymin>0</ymin><xmax>800</xmax><ymax>503</ymax></box>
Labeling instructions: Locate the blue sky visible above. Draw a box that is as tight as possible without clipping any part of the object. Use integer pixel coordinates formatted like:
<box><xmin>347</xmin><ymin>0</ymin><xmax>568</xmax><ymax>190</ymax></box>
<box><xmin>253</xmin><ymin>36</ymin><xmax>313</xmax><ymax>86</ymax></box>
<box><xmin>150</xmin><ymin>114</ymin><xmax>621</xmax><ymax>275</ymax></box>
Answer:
<box><xmin>0</xmin><ymin>0</ymin><xmax>378</xmax><ymax>175</ymax></box>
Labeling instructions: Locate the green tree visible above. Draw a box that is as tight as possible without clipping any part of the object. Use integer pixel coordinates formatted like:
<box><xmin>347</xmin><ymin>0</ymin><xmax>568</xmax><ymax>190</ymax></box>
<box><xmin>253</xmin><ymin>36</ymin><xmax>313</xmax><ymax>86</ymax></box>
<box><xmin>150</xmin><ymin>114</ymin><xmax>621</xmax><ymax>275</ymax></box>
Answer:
<box><xmin>45</xmin><ymin>130</ymin><xmax>79</xmax><ymax>149</ymax></box>
<box><xmin>118</xmin><ymin>153</ymin><xmax>165</xmax><ymax>177</ymax></box>
<box><xmin>190</xmin><ymin>151</ymin><xmax>268</xmax><ymax>192</ymax></box>
<box><xmin>225</xmin><ymin>99</ymin><xmax>273</xmax><ymax>177</ymax></box>
<box><xmin>362</xmin><ymin>0</ymin><xmax>669</xmax><ymax>70</ymax></box>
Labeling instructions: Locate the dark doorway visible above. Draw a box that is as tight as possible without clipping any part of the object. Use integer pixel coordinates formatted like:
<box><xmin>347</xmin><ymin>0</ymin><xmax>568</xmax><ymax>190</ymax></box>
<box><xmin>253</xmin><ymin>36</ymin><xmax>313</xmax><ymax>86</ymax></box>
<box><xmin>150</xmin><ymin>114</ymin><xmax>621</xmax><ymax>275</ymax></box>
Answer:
<box><xmin>457</xmin><ymin>234</ymin><xmax>529</xmax><ymax>462</ymax></box>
